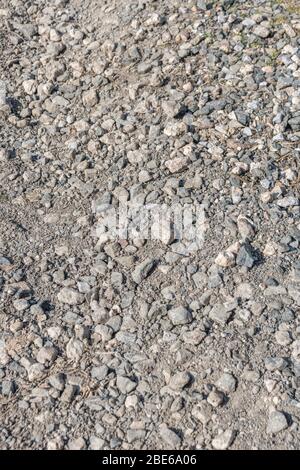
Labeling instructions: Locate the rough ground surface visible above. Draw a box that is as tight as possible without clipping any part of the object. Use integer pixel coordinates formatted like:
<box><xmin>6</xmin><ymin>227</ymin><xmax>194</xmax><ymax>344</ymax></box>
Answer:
<box><xmin>0</xmin><ymin>0</ymin><xmax>300</xmax><ymax>450</ymax></box>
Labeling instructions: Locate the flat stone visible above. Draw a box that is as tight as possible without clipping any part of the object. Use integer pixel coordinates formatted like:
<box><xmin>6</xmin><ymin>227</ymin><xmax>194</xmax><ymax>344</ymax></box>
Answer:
<box><xmin>127</xmin><ymin>429</ymin><xmax>146</xmax><ymax>444</ymax></box>
<box><xmin>0</xmin><ymin>256</ymin><xmax>12</xmax><ymax>272</ymax></box>
<box><xmin>13</xmin><ymin>299</ymin><xmax>30</xmax><ymax>311</ymax></box>
<box><xmin>89</xmin><ymin>436</ymin><xmax>105</xmax><ymax>450</ymax></box>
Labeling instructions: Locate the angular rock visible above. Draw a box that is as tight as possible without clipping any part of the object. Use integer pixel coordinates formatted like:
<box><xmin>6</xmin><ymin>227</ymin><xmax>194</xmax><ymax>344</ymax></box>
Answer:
<box><xmin>116</xmin><ymin>376</ymin><xmax>137</xmax><ymax>394</ymax></box>
<box><xmin>132</xmin><ymin>258</ymin><xmax>156</xmax><ymax>284</ymax></box>
<box><xmin>216</xmin><ymin>373</ymin><xmax>237</xmax><ymax>394</ymax></box>
<box><xmin>57</xmin><ymin>287</ymin><xmax>84</xmax><ymax>305</ymax></box>
<box><xmin>168</xmin><ymin>371</ymin><xmax>192</xmax><ymax>391</ymax></box>
<box><xmin>212</xmin><ymin>429</ymin><xmax>236</xmax><ymax>450</ymax></box>
<box><xmin>168</xmin><ymin>306</ymin><xmax>192</xmax><ymax>326</ymax></box>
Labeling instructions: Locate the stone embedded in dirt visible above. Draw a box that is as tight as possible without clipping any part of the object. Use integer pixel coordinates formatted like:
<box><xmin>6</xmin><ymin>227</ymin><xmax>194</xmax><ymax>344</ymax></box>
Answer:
<box><xmin>237</xmin><ymin>215</ymin><xmax>256</xmax><ymax>240</ymax></box>
<box><xmin>91</xmin><ymin>365</ymin><xmax>109</xmax><ymax>381</ymax></box>
<box><xmin>162</xmin><ymin>101</ymin><xmax>184</xmax><ymax>118</ymax></box>
<box><xmin>168</xmin><ymin>371</ymin><xmax>192</xmax><ymax>391</ymax></box>
<box><xmin>48</xmin><ymin>374</ymin><xmax>65</xmax><ymax>391</ymax></box>
<box><xmin>236</xmin><ymin>243</ymin><xmax>257</xmax><ymax>268</ymax></box>
<box><xmin>132</xmin><ymin>258</ymin><xmax>156</xmax><ymax>284</ymax></box>
<box><xmin>36</xmin><ymin>346</ymin><xmax>57</xmax><ymax>365</ymax></box>
<box><xmin>22</xmin><ymin>79</ymin><xmax>36</xmax><ymax>95</ymax></box>
<box><xmin>57</xmin><ymin>287</ymin><xmax>84</xmax><ymax>305</ymax></box>
<box><xmin>159</xmin><ymin>424</ymin><xmax>181</xmax><ymax>447</ymax></box>
<box><xmin>0</xmin><ymin>256</ymin><xmax>12</xmax><ymax>272</ymax></box>
<box><xmin>66</xmin><ymin>338</ymin><xmax>84</xmax><ymax>362</ymax></box>
<box><xmin>265</xmin><ymin>357</ymin><xmax>288</xmax><ymax>372</ymax></box>
<box><xmin>127</xmin><ymin>429</ymin><xmax>146</xmax><ymax>444</ymax></box>
<box><xmin>165</xmin><ymin>156</ymin><xmax>189</xmax><ymax>173</ymax></box>
<box><xmin>182</xmin><ymin>328</ymin><xmax>206</xmax><ymax>346</ymax></box>
<box><xmin>68</xmin><ymin>437</ymin><xmax>87</xmax><ymax>450</ymax></box>
<box><xmin>152</xmin><ymin>219</ymin><xmax>174</xmax><ymax>245</ymax></box>
<box><xmin>253</xmin><ymin>25</ymin><xmax>270</xmax><ymax>38</ymax></box>
<box><xmin>82</xmin><ymin>89</ymin><xmax>98</xmax><ymax>108</ymax></box>
<box><xmin>13</xmin><ymin>299</ymin><xmax>30</xmax><ymax>311</ymax></box>
<box><xmin>277</xmin><ymin>197</ymin><xmax>299</xmax><ymax>208</ymax></box>
<box><xmin>116</xmin><ymin>376</ymin><xmax>138</xmax><ymax>394</ymax></box>
<box><xmin>275</xmin><ymin>330</ymin><xmax>292</xmax><ymax>346</ymax></box>
<box><xmin>1</xmin><ymin>379</ymin><xmax>16</xmax><ymax>396</ymax></box>
<box><xmin>236</xmin><ymin>282</ymin><xmax>254</xmax><ymax>300</ymax></box>
<box><xmin>209</xmin><ymin>304</ymin><xmax>234</xmax><ymax>325</ymax></box>
<box><xmin>267</xmin><ymin>411</ymin><xmax>289</xmax><ymax>434</ymax></box>
<box><xmin>89</xmin><ymin>436</ymin><xmax>105</xmax><ymax>450</ymax></box>
<box><xmin>215</xmin><ymin>251</ymin><xmax>236</xmax><ymax>268</ymax></box>
<box><xmin>212</xmin><ymin>429</ymin><xmax>236</xmax><ymax>450</ymax></box>
<box><xmin>168</xmin><ymin>306</ymin><xmax>192</xmax><ymax>325</ymax></box>
<box><xmin>192</xmin><ymin>402</ymin><xmax>212</xmax><ymax>424</ymax></box>
<box><xmin>216</xmin><ymin>372</ymin><xmax>237</xmax><ymax>394</ymax></box>
<box><xmin>1</xmin><ymin>0</ymin><xmax>299</xmax><ymax>451</ymax></box>
<box><xmin>207</xmin><ymin>390</ymin><xmax>224</xmax><ymax>407</ymax></box>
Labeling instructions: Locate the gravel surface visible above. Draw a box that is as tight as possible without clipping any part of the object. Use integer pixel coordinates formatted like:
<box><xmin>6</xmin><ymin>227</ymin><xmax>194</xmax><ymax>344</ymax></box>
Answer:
<box><xmin>0</xmin><ymin>0</ymin><xmax>300</xmax><ymax>450</ymax></box>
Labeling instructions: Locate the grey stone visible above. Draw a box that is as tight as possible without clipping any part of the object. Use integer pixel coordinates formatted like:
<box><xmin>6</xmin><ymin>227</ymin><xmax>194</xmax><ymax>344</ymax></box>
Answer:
<box><xmin>253</xmin><ymin>25</ymin><xmax>270</xmax><ymax>38</ymax></box>
<box><xmin>212</xmin><ymin>429</ymin><xmax>236</xmax><ymax>450</ymax></box>
<box><xmin>36</xmin><ymin>346</ymin><xmax>57</xmax><ymax>365</ymax></box>
<box><xmin>267</xmin><ymin>411</ymin><xmax>289</xmax><ymax>434</ymax></box>
<box><xmin>207</xmin><ymin>390</ymin><xmax>224</xmax><ymax>407</ymax></box>
<box><xmin>159</xmin><ymin>425</ymin><xmax>181</xmax><ymax>447</ymax></box>
<box><xmin>168</xmin><ymin>371</ymin><xmax>192</xmax><ymax>391</ymax></box>
<box><xmin>168</xmin><ymin>306</ymin><xmax>192</xmax><ymax>326</ymax></box>
<box><xmin>116</xmin><ymin>376</ymin><xmax>137</xmax><ymax>394</ymax></box>
<box><xmin>127</xmin><ymin>429</ymin><xmax>146</xmax><ymax>444</ymax></box>
<box><xmin>236</xmin><ymin>243</ymin><xmax>257</xmax><ymax>268</ymax></box>
<box><xmin>57</xmin><ymin>287</ymin><xmax>84</xmax><ymax>305</ymax></box>
<box><xmin>91</xmin><ymin>365</ymin><xmax>109</xmax><ymax>381</ymax></box>
<box><xmin>1</xmin><ymin>380</ymin><xmax>16</xmax><ymax>396</ymax></box>
<box><xmin>68</xmin><ymin>437</ymin><xmax>86</xmax><ymax>450</ymax></box>
<box><xmin>209</xmin><ymin>304</ymin><xmax>233</xmax><ymax>325</ymax></box>
<box><xmin>265</xmin><ymin>357</ymin><xmax>288</xmax><ymax>372</ymax></box>
<box><xmin>132</xmin><ymin>258</ymin><xmax>156</xmax><ymax>284</ymax></box>
<box><xmin>216</xmin><ymin>373</ymin><xmax>237</xmax><ymax>394</ymax></box>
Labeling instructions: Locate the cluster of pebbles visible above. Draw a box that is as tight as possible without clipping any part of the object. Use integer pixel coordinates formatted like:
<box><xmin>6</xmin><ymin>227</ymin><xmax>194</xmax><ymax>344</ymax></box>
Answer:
<box><xmin>0</xmin><ymin>0</ymin><xmax>300</xmax><ymax>450</ymax></box>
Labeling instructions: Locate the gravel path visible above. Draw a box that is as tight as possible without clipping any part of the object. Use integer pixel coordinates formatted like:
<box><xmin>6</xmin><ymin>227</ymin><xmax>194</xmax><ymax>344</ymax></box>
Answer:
<box><xmin>0</xmin><ymin>0</ymin><xmax>300</xmax><ymax>450</ymax></box>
